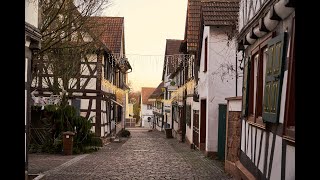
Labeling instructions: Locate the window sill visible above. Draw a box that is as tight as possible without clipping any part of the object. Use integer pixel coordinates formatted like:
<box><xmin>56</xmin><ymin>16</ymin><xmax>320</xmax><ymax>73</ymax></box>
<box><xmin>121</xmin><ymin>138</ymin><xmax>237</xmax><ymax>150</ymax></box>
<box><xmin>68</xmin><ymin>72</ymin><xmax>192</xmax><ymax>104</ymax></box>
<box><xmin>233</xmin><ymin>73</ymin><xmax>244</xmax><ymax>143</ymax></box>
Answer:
<box><xmin>283</xmin><ymin>136</ymin><xmax>295</xmax><ymax>144</ymax></box>
<box><xmin>247</xmin><ymin>116</ymin><xmax>266</xmax><ymax>130</ymax></box>
<box><xmin>283</xmin><ymin>127</ymin><xmax>295</xmax><ymax>144</ymax></box>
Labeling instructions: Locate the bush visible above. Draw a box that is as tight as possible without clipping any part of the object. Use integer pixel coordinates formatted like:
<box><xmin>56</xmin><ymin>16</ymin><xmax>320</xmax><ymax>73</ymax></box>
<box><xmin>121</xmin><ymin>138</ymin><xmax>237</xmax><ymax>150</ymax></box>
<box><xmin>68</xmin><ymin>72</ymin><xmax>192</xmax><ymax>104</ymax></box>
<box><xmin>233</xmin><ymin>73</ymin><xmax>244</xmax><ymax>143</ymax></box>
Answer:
<box><xmin>118</xmin><ymin>129</ymin><xmax>131</xmax><ymax>137</ymax></box>
<box><xmin>30</xmin><ymin>104</ymin><xmax>99</xmax><ymax>154</ymax></box>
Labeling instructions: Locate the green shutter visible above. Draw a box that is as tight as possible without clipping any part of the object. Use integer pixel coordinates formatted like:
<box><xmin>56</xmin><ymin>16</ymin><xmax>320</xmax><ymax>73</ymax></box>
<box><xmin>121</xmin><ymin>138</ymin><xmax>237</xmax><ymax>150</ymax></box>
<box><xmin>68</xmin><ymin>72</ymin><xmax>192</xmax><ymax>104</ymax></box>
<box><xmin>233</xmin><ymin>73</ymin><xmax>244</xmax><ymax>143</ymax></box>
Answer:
<box><xmin>242</xmin><ymin>56</ymin><xmax>251</xmax><ymax>117</ymax></box>
<box><xmin>262</xmin><ymin>33</ymin><xmax>287</xmax><ymax>123</ymax></box>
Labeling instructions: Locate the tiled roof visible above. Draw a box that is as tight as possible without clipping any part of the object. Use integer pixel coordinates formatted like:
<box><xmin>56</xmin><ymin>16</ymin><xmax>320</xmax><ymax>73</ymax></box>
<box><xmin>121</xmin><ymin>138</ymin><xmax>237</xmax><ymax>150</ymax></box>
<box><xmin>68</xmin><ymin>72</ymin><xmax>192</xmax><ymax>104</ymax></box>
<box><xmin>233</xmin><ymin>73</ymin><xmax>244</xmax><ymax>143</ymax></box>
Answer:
<box><xmin>141</xmin><ymin>87</ymin><xmax>156</xmax><ymax>105</ymax></box>
<box><xmin>88</xmin><ymin>16</ymin><xmax>124</xmax><ymax>54</ymax></box>
<box><xmin>162</xmin><ymin>39</ymin><xmax>184</xmax><ymax>80</ymax></box>
<box><xmin>148</xmin><ymin>82</ymin><xmax>164</xmax><ymax>100</ymax></box>
<box><xmin>202</xmin><ymin>0</ymin><xmax>239</xmax><ymax>26</ymax></box>
<box><xmin>186</xmin><ymin>0</ymin><xmax>202</xmax><ymax>52</ymax></box>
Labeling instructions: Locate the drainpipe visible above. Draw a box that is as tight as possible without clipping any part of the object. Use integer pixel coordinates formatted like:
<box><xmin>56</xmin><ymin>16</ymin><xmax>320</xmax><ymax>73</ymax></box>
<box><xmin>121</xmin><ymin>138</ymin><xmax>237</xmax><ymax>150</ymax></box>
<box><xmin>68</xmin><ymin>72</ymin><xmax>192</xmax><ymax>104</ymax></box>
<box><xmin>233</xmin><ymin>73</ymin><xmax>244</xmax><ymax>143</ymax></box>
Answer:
<box><xmin>236</xmin><ymin>52</ymin><xmax>238</xmax><ymax>97</ymax></box>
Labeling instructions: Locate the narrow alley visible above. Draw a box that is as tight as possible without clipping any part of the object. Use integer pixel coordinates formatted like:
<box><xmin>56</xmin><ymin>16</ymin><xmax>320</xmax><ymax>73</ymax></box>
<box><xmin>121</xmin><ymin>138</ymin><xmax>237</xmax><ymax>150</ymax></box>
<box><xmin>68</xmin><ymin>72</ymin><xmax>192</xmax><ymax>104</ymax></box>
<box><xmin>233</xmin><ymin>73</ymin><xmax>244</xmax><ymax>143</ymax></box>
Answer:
<box><xmin>29</xmin><ymin>129</ymin><xmax>233</xmax><ymax>180</ymax></box>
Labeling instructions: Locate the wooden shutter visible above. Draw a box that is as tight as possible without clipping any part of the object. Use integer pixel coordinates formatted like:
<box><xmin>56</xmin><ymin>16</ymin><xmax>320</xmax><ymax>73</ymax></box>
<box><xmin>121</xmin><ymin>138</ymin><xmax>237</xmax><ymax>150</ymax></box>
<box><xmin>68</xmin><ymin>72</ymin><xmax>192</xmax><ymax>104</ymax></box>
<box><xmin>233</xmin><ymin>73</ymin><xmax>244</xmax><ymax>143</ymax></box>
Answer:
<box><xmin>262</xmin><ymin>33</ymin><xmax>287</xmax><ymax>123</ymax></box>
<box><xmin>242</xmin><ymin>56</ymin><xmax>251</xmax><ymax>117</ymax></box>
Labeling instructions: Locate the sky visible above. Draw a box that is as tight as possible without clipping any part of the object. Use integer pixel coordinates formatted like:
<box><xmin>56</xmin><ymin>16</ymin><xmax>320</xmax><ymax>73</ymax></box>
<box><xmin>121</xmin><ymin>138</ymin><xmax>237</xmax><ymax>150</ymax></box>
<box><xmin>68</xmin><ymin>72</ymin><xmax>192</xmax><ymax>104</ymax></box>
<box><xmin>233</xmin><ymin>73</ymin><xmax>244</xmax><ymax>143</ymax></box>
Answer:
<box><xmin>102</xmin><ymin>0</ymin><xmax>188</xmax><ymax>92</ymax></box>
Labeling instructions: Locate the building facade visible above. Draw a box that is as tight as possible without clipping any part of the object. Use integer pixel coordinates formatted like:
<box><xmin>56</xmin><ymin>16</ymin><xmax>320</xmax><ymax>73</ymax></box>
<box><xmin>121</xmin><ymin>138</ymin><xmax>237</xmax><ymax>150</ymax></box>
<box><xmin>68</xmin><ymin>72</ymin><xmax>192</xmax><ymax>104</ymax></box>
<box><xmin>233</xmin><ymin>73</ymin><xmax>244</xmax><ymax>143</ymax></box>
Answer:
<box><xmin>236</xmin><ymin>0</ymin><xmax>295</xmax><ymax>179</ymax></box>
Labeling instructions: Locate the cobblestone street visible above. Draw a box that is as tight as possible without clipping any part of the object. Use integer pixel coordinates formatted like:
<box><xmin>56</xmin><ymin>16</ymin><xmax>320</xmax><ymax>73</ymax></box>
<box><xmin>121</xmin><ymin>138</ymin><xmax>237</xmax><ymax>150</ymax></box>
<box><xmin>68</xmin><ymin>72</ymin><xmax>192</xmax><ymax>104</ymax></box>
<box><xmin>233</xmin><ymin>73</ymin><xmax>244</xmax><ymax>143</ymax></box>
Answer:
<box><xmin>29</xmin><ymin>129</ymin><xmax>234</xmax><ymax>180</ymax></box>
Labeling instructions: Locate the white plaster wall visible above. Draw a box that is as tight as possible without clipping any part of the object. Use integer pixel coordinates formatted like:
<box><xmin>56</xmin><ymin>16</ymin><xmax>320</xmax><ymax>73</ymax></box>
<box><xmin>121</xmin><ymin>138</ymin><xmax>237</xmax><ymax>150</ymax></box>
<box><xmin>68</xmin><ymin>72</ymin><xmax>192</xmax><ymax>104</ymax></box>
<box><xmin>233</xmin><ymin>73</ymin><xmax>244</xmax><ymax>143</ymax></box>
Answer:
<box><xmin>266</xmin><ymin>132</ymin><xmax>274</xmax><ymax>177</ymax></box>
<box><xmin>81</xmin><ymin>54</ymin><xmax>97</xmax><ymax>62</ymax></box>
<box><xmin>41</xmin><ymin>77</ymin><xmax>53</xmax><ymax>88</ymax></box>
<box><xmin>87</xmin><ymin>112</ymin><xmax>96</xmax><ymax>123</ymax></box>
<box><xmin>255</xmin><ymin>128</ymin><xmax>262</xmax><ymax>165</ymax></box>
<box><xmin>241</xmin><ymin>120</ymin><xmax>246</xmax><ymax>151</ymax></box>
<box><xmin>258</xmin><ymin>130</ymin><xmax>266</xmax><ymax>172</ymax></box>
<box><xmin>252</xmin><ymin>127</ymin><xmax>256</xmax><ymax>160</ymax></box>
<box><xmin>247</xmin><ymin>125</ymin><xmax>252</xmax><ymax>159</ymax></box>
<box><xmin>285</xmin><ymin>145</ymin><xmax>295</xmax><ymax>180</ymax></box>
<box><xmin>141</xmin><ymin>104</ymin><xmax>153</xmax><ymax>128</ymax></box>
<box><xmin>185</xmin><ymin>97</ymin><xmax>193</xmax><ymax>144</ymax></box>
<box><xmin>31</xmin><ymin>77</ymin><xmax>38</xmax><ymax>87</ymax></box>
<box><xmin>25</xmin><ymin>0</ymin><xmax>38</xmax><ymax>27</ymax></box>
<box><xmin>199</xmin><ymin>26</ymin><xmax>238</xmax><ymax>152</ymax></box>
<box><xmin>80</xmin><ymin>78</ymin><xmax>96</xmax><ymax>90</ymax></box>
<box><xmin>269</xmin><ymin>135</ymin><xmax>282</xmax><ymax>180</ymax></box>
<box><xmin>126</xmin><ymin>104</ymin><xmax>133</xmax><ymax>118</ymax></box>
<box><xmin>279</xmin><ymin>70</ymin><xmax>288</xmax><ymax>124</ymax></box>
<box><xmin>81</xmin><ymin>99</ymin><xmax>96</xmax><ymax>110</ymax></box>
<box><xmin>228</xmin><ymin>99</ymin><xmax>242</xmax><ymax>112</ymax></box>
<box><xmin>81</xmin><ymin>64</ymin><xmax>97</xmax><ymax>76</ymax></box>
<box><xmin>173</xmin><ymin>121</ymin><xmax>179</xmax><ymax>134</ymax></box>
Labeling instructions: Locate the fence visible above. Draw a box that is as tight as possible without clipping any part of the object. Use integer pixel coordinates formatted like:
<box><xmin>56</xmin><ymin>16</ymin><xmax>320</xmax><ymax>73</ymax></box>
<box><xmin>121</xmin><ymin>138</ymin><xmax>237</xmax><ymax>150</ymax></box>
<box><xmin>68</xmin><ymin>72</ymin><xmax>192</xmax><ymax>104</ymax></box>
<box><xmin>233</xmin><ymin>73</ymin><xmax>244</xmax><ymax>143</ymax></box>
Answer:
<box><xmin>125</xmin><ymin>118</ymin><xmax>136</xmax><ymax>128</ymax></box>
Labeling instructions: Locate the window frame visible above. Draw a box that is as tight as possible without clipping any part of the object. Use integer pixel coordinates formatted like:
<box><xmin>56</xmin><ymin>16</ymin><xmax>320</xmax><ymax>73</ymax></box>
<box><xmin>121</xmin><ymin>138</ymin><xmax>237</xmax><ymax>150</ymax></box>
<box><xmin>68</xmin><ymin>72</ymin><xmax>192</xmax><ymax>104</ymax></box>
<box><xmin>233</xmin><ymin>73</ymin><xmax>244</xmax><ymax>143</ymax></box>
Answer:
<box><xmin>283</xmin><ymin>16</ymin><xmax>295</xmax><ymax>142</ymax></box>
<box><xmin>247</xmin><ymin>34</ymin><xmax>273</xmax><ymax>128</ymax></box>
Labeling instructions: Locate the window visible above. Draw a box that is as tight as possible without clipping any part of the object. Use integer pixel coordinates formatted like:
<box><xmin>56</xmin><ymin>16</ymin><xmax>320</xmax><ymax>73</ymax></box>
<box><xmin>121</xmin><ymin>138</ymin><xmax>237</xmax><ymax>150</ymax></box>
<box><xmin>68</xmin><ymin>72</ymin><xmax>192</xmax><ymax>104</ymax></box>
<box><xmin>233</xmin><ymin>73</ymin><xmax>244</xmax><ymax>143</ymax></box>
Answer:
<box><xmin>147</xmin><ymin>104</ymin><xmax>152</xmax><ymax>110</ymax></box>
<box><xmin>204</xmin><ymin>37</ymin><xmax>208</xmax><ymax>72</ymax></box>
<box><xmin>284</xmin><ymin>17</ymin><xmax>295</xmax><ymax>141</ymax></box>
<box><xmin>247</xmin><ymin>46</ymin><xmax>268</xmax><ymax>126</ymax></box>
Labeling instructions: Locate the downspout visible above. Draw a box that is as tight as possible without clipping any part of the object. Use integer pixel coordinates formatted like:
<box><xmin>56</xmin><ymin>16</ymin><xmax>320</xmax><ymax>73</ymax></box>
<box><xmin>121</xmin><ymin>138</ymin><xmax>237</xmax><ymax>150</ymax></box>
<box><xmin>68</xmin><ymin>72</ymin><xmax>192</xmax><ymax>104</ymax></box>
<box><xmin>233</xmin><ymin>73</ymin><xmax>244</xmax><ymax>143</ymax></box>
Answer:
<box><xmin>236</xmin><ymin>52</ymin><xmax>238</xmax><ymax>97</ymax></box>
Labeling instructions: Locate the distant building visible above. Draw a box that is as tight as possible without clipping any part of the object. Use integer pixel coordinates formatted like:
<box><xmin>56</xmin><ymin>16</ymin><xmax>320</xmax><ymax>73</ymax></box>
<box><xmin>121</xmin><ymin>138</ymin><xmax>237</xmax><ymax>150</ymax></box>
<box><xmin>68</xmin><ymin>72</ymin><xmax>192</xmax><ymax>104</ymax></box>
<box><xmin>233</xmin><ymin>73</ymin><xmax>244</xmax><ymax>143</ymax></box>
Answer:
<box><xmin>140</xmin><ymin>87</ymin><xmax>156</xmax><ymax>128</ymax></box>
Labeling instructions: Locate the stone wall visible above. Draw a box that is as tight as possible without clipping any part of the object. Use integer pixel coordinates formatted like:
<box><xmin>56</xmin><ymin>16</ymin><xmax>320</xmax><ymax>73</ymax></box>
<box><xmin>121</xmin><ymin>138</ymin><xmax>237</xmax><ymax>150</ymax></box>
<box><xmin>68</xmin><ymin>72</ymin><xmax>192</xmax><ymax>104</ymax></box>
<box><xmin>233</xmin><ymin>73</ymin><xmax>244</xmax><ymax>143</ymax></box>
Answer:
<box><xmin>224</xmin><ymin>97</ymin><xmax>242</xmax><ymax>178</ymax></box>
<box><xmin>226</xmin><ymin>111</ymin><xmax>241</xmax><ymax>162</ymax></box>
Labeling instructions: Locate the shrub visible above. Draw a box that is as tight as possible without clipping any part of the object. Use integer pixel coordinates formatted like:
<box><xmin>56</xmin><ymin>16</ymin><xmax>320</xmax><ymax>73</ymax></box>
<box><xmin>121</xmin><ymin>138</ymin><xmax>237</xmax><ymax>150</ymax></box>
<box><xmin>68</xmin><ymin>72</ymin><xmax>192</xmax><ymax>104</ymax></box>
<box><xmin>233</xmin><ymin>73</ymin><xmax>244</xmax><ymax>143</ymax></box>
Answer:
<box><xmin>118</xmin><ymin>129</ymin><xmax>131</xmax><ymax>137</ymax></box>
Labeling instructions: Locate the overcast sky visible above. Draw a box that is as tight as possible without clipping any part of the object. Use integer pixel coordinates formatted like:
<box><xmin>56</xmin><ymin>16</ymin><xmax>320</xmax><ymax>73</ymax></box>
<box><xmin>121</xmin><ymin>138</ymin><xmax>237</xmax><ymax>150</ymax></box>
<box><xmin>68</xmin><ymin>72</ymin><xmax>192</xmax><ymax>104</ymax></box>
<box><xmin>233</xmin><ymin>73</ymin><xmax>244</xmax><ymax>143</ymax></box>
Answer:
<box><xmin>102</xmin><ymin>0</ymin><xmax>188</xmax><ymax>92</ymax></box>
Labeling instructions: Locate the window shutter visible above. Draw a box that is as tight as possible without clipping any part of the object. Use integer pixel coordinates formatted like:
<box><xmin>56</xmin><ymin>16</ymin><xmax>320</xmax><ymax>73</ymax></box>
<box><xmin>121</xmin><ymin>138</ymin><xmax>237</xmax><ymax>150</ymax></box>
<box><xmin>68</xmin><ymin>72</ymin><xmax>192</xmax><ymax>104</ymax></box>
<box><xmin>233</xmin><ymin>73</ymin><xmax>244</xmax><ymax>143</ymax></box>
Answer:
<box><xmin>72</xmin><ymin>98</ymin><xmax>81</xmax><ymax>116</ymax></box>
<box><xmin>262</xmin><ymin>33</ymin><xmax>287</xmax><ymax>123</ymax></box>
<box><xmin>242</xmin><ymin>56</ymin><xmax>251</xmax><ymax>117</ymax></box>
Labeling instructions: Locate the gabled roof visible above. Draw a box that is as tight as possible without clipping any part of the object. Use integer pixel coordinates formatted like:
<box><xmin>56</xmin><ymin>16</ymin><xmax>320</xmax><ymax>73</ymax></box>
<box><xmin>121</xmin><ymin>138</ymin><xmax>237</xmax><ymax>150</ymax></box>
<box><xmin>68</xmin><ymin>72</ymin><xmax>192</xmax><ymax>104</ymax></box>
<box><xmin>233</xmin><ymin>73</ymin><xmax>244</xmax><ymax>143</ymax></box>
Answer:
<box><xmin>162</xmin><ymin>39</ymin><xmax>184</xmax><ymax>80</ymax></box>
<box><xmin>201</xmin><ymin>0</ymin><xmax>239</xmax><ymax>26</ymax></box>
<box><xmin>148</xmin><ymin>82</ymin><xmax>164</xmax><ymax>100</ymax></box>
<box><xmin>88</xmin><ymin>16</ymin><xmax>124</xmax><ymax>54</ymax></box>
<box><xmin>141</xmin><ymin>87</ymin><xmax>156</xmax><ymax>105</ymax></box>
<box><xmin>185</xmin><ymin>0</ymin><xmax>202</xmax><ymax>52</ymax></box>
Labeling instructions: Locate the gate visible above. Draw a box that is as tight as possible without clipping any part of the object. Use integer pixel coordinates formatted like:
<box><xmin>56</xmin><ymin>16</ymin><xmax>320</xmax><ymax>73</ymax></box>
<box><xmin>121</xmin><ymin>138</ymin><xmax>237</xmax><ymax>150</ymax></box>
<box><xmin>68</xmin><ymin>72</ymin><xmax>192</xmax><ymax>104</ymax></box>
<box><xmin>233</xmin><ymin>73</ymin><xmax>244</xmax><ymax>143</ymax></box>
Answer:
<box><xmin>125</xmin><ymin>118</ymin><xmax>136</xmax><ymax>128</ymax></box>
<box><xmin>218</xmin><ymin>104</ymin><xmax>227</xmax><ymax>160</ymax></box>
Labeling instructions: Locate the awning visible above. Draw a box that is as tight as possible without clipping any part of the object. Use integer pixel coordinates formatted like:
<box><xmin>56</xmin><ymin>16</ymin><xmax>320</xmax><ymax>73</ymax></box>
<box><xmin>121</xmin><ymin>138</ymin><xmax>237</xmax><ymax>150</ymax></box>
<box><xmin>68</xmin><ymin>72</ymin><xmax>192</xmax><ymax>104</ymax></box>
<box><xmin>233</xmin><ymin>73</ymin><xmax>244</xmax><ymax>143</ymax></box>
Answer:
<box><xmin>110</xmin><ymin>99</ymin><xmax>123</xmax><ymax>107</ymax></box>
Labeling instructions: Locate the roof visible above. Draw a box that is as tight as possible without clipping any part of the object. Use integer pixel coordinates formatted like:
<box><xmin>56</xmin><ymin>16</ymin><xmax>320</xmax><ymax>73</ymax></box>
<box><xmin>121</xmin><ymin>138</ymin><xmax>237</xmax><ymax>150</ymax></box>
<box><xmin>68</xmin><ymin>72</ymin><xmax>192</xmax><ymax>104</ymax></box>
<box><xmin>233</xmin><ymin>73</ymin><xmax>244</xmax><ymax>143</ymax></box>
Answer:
<box><xmin>141</xmin><ymin>87</ymin><xmax>156</xmax><ymax>105</ymax></box>
<box><xmin>148</xmin><ymin>82</ymin><xmax>164</xmax><ymax>100</ymax></box>
<box><xmin>88</xmin><ymin>16</ymin><xmax>124</xmax><ymax>54</ymax></box>
<box><xmin>201</xmin><ymin>0</ymin><xmax>239</xmax><ymax>26</ymax></box>
<box><xmin>186</xmin><ymin>0</ymin><xmax>202</xmax><ymax>52</ymax></box>
<box><xmin>162</xmin><ymin>39</ymin><xmax>184</xmax><ymax>80</ymax></box>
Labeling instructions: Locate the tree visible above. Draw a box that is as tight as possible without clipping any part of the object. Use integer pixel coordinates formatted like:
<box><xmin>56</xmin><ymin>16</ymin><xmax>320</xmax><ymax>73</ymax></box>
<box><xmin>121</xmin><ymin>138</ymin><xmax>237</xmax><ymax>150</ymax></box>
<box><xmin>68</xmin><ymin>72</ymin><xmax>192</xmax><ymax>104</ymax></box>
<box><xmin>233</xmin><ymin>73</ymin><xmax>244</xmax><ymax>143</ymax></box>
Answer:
<box><xmin>31</xmin><ymin>0</ymin><xmax>111</xmax><ymax>104</ymax></box>
<box><xmin>129</xmin><ymin>91</ymin><xmax>141</xmax><ymax>123</ymax></box>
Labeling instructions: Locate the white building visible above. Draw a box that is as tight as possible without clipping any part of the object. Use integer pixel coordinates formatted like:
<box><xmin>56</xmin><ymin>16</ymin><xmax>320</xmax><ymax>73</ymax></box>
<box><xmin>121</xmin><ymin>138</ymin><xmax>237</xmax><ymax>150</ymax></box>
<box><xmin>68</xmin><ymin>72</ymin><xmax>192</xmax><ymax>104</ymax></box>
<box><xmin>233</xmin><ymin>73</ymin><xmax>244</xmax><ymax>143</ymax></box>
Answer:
<box><xmin>140</xmin><ymin>87</ymin><xmax>156</xmax><ymax>128</ymax></box>
<box><xmin>197</xmin><ymin>0</ymin><xmax>241</xmax><ymax>158</ymax></box>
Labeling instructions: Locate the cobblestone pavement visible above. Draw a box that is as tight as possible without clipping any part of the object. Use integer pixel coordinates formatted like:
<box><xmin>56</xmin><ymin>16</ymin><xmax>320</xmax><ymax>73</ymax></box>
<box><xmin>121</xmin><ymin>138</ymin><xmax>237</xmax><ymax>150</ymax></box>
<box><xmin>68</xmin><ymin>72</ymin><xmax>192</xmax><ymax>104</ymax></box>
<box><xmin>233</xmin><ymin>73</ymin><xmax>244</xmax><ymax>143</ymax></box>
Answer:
<box><xmin>31</xmin><ymin>129</ymin><xmax>234</xmax><ymax>180</ymax></box>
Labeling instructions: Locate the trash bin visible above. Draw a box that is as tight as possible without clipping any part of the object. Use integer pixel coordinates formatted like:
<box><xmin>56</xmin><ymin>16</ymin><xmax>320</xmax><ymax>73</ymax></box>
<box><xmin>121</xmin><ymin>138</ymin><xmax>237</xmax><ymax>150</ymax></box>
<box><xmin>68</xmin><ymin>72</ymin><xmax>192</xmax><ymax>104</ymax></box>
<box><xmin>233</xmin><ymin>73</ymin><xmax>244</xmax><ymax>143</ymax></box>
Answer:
<box><xmin>62</xmin><ymin>131</ymin><xmax>75</xmax><ymax>155</ymax></box>
<box><xmin>164</xmin><ymin>128</ymin><xmax>173</xmax><ymax>138</ymax></box>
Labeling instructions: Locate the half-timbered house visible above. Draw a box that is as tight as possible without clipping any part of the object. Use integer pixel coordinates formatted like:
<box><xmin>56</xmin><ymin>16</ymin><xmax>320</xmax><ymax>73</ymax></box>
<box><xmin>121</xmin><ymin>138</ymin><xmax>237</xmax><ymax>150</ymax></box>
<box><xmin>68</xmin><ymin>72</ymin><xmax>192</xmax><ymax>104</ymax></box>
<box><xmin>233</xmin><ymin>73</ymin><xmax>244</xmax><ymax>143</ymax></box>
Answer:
<box><xmin>161</xmin><ymin>39</ymin><xmax>183</xmax><ymax>132</ymax></box>
<box><xmin>148</xmin><ymin>82</ymin><xmax>164</xmax><ymax>131</ymax></box>
<box><xmin>31</xmin><ymin>16</ymin><xmax>132</xmax><ymax>138</ymax></box>
<box><xmin>236</xmin><ymin>0</ymin><xmax>295</xmax><ymax>179</ymax></box>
